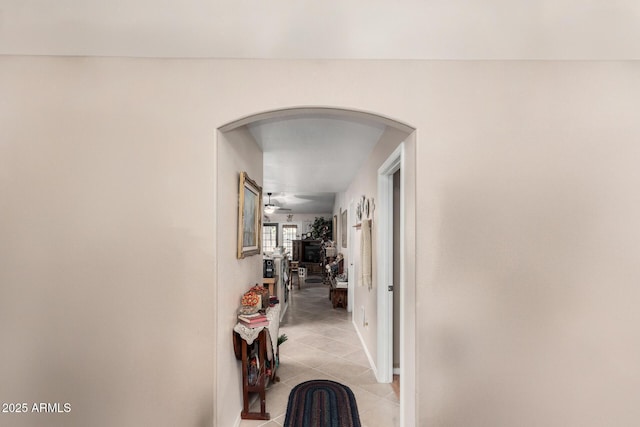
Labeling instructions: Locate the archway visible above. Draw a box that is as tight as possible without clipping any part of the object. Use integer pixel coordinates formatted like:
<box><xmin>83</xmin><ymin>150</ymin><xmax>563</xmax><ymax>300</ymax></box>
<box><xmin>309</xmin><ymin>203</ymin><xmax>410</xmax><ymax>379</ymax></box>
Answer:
<box><xmin>215</xmin><ymin>106</ymin><xmax>417</xmax><ymax>427</ymax></box>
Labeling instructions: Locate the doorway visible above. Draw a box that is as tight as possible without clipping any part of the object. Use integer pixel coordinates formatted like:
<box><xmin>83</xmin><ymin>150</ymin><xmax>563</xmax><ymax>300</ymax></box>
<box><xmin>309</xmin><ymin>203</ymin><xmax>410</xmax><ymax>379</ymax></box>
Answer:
<box><xmin>217</xmin><ymin>108</ymin><xmax>417</xmax><ymax>426</ymax></box>
<box><xmin>377</xmin><ymin>142</ymin><xmax>415</xmax><ymax>426</ymax></box>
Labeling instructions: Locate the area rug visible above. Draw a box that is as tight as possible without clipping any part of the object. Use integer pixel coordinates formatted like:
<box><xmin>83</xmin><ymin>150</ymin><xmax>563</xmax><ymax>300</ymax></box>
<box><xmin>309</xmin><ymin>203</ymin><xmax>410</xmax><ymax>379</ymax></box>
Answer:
<box><xmin>284</xmin><ymin>379</ymin><xmax>361</xmax><ymax>427</ymax></box>
<box><xmin>303</xmin><ymin>277</ymin><xmax>324</xmax><ymax>284</ymax></box>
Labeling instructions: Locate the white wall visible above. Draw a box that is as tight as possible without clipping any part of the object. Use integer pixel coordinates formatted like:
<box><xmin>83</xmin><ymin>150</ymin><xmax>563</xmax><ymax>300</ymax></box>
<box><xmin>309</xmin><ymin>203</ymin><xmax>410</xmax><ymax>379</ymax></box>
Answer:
<box><xmin>215</xmin><ymin>127</ymin><xmax>263</xmax><ymax>427</ymax></box>
<box><xmin>1</xmin><ymin>57</ymin><xmax>640</xmax><ymax>427</ymax></box>
<box><xmin>333</xmin><ymin>126</ymin><xmax>409</xmax><ymax>371</ymax></box>
<box><xmin>0</xmin><ymin>57</ymin><xmax>216</xmax><ymax>427</ymax></box>
<box><xmin>416</xmin><ymin>62</ymin><xmax>640</xmax><ymax>427</ymax></box>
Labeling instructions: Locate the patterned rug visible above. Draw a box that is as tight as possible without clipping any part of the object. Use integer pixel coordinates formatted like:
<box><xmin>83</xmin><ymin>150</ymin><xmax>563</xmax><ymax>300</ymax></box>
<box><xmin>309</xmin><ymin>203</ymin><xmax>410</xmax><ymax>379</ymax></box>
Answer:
<box><xmin>284</xmin><ymin>380</ymin><xmax>361</xmax><ymax>427</ymax></box>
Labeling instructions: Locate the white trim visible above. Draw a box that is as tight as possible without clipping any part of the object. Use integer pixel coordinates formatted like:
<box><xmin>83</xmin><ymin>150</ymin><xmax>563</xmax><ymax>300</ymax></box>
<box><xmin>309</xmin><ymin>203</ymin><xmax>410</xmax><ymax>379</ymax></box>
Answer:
<box><xmin>353</xmin><ymin>318</ymin><xmax>378</xmax><ymax>377</ymax></box>
<box><xmin>393</xmin><ymin>368</ymin><xmax>402</xmax><ymax>375</ymax></box>
<box><xmin>213</xmin><ymin>131</ymin><xmax>219</xmax><ymax>427</ymax></box>
<box><xmin>219</xmin><ymin>106</ymin><xmax>414</xmax><ymax>134</ymax></box>
<box><xmin>376</xmin><ymin>143</ymin><xmax>404</xmax><ymax>384</ymax></box>
<box><xmin>347</xmin><ymin>198</ymin><xmax>356</xmax><ymax>313</ymax></box>
<box><xmin>399</xmin><ymin>133</ymin><xmax>417</xmax><ymax>427</ymax></box>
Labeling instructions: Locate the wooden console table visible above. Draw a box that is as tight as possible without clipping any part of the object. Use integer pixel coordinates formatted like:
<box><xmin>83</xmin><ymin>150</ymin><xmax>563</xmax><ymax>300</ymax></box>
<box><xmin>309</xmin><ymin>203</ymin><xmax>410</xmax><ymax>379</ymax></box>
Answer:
<box><xmin>327</xmin><ymin>258</ymin><xmax>347</xmax><ymax>309</ymax></box>
<box><xmin>330</xmin><ymin>285</ymin><xmax>348</xmax><ymax>309</ymax></box>
<box><xmin>233</xmin><ymin>304</ymin><xmax>280</xmax><ymax>420</ymax></box>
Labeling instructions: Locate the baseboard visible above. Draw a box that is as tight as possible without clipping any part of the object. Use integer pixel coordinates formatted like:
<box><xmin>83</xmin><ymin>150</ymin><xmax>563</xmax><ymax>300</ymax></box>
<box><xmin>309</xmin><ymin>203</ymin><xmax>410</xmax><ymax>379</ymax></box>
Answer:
<box><xmin>352</xmin><ymin>318</ymin><xmax>377</xmax><ymax>377</ymax></box>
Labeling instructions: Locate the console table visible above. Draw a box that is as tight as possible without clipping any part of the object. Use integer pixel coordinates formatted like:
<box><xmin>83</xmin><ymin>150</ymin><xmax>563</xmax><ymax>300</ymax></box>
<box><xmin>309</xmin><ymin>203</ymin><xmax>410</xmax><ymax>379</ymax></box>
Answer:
<box><xmin>233</xmin><ymin>304</ymin><xmax>280</xmax><ymax>420</ymax></box>
<box><xmin>326</xmin><ymin>258</ymin><xmax>347</xmax><ymax>309</ymax></box>
<box><xmin>330</xmin><ymin>285</ymin><xmax>348</xmax><ymax>309</ymax></box>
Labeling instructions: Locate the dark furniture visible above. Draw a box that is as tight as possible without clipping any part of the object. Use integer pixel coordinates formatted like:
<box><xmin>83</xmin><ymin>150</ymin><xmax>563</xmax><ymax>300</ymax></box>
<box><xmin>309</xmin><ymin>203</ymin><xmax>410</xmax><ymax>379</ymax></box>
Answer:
<box><xmin>233</xmin><ymin>328</ymin><xmax>279</xmax><ymax>420</ymax></box>
<box><xmin>292</xmin><ymin>239</ymin><xmax>323</xmax><ymax>274</ymax></box>
<box><xmin>327</xmin><ymin>258</ymin><xmax>347</xmax><ymax>309</ymax></box>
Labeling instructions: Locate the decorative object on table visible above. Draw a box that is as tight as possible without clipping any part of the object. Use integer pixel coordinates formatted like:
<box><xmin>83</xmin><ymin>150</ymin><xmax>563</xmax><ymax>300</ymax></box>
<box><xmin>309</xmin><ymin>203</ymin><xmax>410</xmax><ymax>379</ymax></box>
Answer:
<box><xmin>238</xmin><ymin>312</ymin><xmax>269</xmax><ymax>328</ymax></box>
<box><xmin>238</xmin><ymin>305</ymin><xmax>260</xmax><ymax>315</ymax></box>
<box><xmin>237</xmin><ymin>171</ymin><xmax>262</xmax><ymax>259</ymax></box>
<box><xmin>241</xmin><ymin>289</ymin><xmax>262</xmax><ymax>308</ymax></box>
<box><xmin>238</xmin><ymin>311</ymin><xmax>267</xmax><ymax>321</ymax></box>
<box><xmin>250</xmin><ymin>284</ymin><xmax>270</xmax><ymax>309</ymax></box>
<box><xmin>341</xmin><ymin>209</ymin><xmax>348</xmax><ymax>248</ymax></box>
<box><xmin>284</xmin><ymin>380</ymin><xmax>361</xmax><ymax>427</ymax></box>
<box><xmin>234</xmin><ymin>304</ymin><xmax>280</xmax><ymax>350</ymax></box>
<box><xmin>237</xmin><ymin>300</ymin><xmax>269</xmax><ymax>325</ymax></box>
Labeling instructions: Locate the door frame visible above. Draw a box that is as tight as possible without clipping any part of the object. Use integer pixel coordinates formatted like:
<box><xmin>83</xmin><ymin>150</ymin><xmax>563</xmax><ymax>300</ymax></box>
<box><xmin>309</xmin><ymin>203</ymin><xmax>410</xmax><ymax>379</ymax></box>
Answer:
<box><xmin>217</xmin><ymin>108</ymin><xmax>417</xmax><ymax>427</ymax></box>
<box><xmin>377</xmin><ymin>143</ymin><xmax>403</xmax><ymax>383</ymax></box>
<box><xmin>378</xmin><ymin>142</ymin><xmax>418</xmax><ymax>427</ymax></box>
<box><xmin>348</xmin><ymin>199</ymin><xmax>356</xmax><ymax>313</ymax></box>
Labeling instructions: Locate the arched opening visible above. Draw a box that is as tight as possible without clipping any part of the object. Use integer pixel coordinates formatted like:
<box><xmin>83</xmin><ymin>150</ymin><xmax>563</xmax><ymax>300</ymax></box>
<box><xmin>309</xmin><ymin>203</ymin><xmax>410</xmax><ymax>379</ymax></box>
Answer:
<box><xmin>215</xmin><ymin>106</ymin><xmax>417</xmax><ymax>427</ymax></box>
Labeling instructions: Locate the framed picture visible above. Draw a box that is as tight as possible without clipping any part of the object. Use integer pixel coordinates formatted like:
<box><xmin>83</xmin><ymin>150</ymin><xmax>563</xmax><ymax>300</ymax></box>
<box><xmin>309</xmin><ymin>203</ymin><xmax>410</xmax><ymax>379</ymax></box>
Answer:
<box><xmin>341</xmin><ymin>209</ymin><xmax>348</xmax><ymax>248</ymax></box>
<box><xmin>237</xmin><ymin>171</ymin><xmax>262</xmax><ymax>259</ymax></box>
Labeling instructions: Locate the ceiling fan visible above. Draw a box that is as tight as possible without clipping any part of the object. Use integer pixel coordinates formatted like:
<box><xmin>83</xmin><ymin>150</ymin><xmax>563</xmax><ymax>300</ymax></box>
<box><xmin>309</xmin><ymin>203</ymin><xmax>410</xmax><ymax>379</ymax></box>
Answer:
<box><xmin>264</xmin><ymin>192</ymin><xmax>291</xmax><ymax>214</ymax></box>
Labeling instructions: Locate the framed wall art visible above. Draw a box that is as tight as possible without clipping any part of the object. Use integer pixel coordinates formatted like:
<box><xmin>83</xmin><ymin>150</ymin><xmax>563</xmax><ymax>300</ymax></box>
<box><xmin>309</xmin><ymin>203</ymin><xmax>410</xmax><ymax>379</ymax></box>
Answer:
<box><xmin>237</xmin><ymin>171</ymin><xmax>263</xmax><ymax>259</ymax></box>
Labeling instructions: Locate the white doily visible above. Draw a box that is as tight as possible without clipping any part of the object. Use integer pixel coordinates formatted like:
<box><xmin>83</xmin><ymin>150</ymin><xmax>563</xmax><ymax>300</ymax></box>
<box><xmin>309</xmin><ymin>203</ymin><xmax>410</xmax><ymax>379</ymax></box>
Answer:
<box><xmin>233</xmin><ymin>304</ymin><xmax>280</xmax><ymax>360</ymax></box>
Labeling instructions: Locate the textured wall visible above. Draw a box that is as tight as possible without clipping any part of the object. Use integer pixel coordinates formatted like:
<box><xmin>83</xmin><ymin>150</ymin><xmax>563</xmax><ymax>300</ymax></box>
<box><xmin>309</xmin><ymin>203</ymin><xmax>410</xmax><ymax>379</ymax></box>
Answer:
<box><xmin>1</xmin><ymin>58</ymin><xmax>639</xmax><ymax>427</ymax></box>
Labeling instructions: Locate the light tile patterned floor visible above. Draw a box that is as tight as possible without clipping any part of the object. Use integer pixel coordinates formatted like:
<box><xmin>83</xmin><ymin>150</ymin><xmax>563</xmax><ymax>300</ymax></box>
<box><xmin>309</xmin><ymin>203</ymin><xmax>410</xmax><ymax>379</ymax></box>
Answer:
<box><xmin>238</xmin><ymin>277</ymin><xmax>399</xmax><ymax>427</ymax></box>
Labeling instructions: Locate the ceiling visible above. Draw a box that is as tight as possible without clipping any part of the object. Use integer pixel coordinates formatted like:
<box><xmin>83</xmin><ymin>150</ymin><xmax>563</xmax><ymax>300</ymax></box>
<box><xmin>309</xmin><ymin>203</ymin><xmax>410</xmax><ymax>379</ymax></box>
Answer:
<box><xmin>248</xmin><ymin>114</ymin><xmax>386</xmax><ymax>214</ymax></box>
<box><xmin>1</xmin><ymin>0</ymin><xmax>639</xmax><ymax>59</ymax></box>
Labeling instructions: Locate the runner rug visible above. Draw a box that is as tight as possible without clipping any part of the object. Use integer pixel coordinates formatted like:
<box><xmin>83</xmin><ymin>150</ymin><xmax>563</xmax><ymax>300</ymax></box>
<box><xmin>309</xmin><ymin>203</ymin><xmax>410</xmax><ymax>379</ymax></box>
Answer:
<box><xmin>284</xmin><ymin>380</ymin><xmax>361</xmax><ymax>427</ymax></box>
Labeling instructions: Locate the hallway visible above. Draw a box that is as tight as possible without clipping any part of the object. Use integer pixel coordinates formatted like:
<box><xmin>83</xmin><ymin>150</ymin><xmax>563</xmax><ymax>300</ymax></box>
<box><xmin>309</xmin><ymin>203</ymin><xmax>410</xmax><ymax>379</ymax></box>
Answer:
<box><xmin>239</xmin><ymin>276</ymin><xmax>399</xmax><ymax>427</ymax></box>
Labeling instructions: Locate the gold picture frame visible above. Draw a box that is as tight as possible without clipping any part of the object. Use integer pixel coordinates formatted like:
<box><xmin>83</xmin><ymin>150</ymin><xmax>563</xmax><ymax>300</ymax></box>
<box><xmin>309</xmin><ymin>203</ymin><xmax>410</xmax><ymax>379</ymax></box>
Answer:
<box><xmin>237</xmin><ymin>171</ymin><xmax>262</xmax><ymax>259</ymax></box>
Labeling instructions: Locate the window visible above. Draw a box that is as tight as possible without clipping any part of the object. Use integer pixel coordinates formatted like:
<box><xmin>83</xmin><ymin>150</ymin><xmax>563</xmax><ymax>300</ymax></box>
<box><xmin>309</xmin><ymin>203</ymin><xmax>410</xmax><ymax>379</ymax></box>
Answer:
<box><xmin>282</xmin><ymin>225</ymin><xmax>297</xmax><ymax>255</ymax></box>
<box><xmin>262</xmin><ymin>223</ymin><xmax>278</xmax><ymax>253</ymax></box>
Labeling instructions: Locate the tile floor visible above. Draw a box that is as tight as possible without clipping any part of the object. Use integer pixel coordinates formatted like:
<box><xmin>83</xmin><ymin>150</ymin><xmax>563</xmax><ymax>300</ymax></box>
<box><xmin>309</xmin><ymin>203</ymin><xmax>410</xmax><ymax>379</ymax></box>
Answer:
<box><xmin>238</xmin><ymin>276</ymin><xmax>400</xmax><ymax>427</ymax></box>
